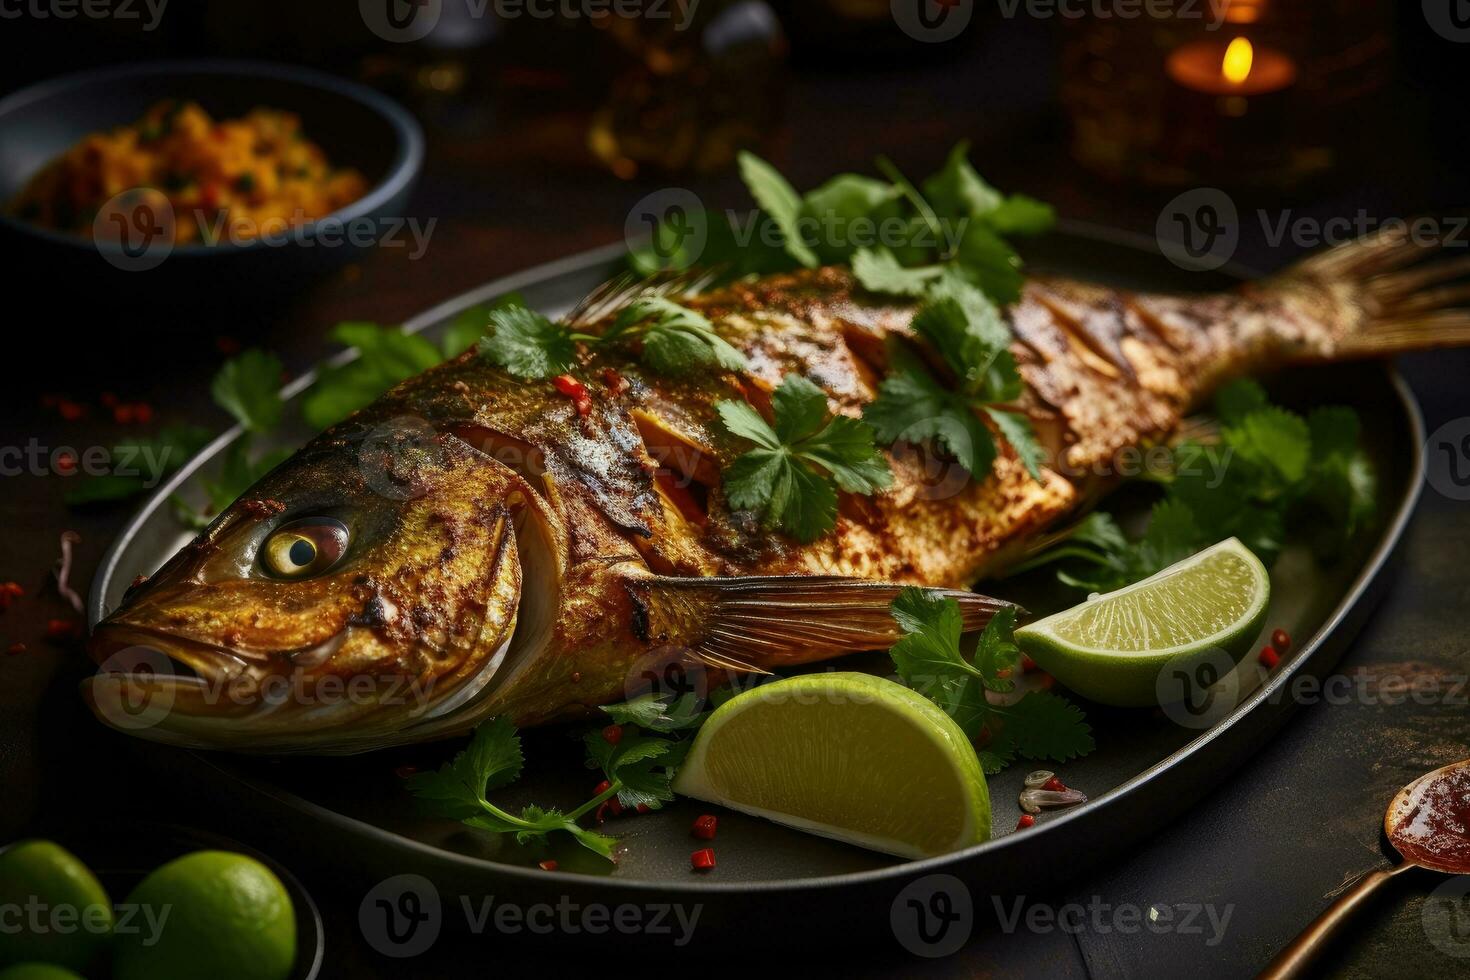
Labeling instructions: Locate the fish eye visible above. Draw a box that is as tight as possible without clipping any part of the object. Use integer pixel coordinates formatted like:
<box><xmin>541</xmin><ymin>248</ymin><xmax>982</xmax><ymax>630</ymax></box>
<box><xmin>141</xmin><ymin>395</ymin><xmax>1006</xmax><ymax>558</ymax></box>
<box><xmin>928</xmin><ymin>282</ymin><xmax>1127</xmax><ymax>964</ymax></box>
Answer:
<box><xmin>261</xmin><ymin>518</ymin><xmax>350</xmax><ymax>579</ymax></box>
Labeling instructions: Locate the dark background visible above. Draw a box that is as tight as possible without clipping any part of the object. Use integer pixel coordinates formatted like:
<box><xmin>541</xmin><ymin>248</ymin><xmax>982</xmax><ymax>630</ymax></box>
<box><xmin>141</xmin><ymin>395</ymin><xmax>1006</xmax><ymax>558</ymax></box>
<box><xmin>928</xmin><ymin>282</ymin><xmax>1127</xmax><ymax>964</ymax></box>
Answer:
<box><xmin>1</xmin><ymin>2</ymin><xmax>1466</xmax><ymax>976</ymax></box>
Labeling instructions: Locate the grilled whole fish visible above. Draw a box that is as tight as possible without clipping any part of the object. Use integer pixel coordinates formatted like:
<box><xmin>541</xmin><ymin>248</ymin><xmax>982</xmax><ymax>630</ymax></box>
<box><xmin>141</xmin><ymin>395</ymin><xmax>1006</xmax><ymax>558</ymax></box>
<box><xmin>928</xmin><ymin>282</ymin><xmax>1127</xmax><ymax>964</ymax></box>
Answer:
<box><xmin>86</xmin><ymin>228</ymin><xmax>1470</xmax><ymax>753</ymax></box>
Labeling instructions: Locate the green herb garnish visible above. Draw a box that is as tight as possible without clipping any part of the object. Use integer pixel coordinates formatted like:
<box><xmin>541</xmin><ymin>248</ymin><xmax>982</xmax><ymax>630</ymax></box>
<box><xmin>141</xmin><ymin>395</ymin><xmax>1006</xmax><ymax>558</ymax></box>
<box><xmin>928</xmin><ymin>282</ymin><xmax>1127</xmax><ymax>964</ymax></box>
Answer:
<box><xmin>716</xmin><ymin>374</ymin><xmax>892</xmax><ymax>543</ymax></box>
<box><xmin>1013</xmin><ymin>380</ymin><xmax>1378</xmax><ymax>592</ymax></box>
<box><xmin>888</xmin><ymin>588</ymin><xmax>1093</xmax><ymax>774</ymax></box>
<box><xmin>406</xmin><ymin>717</ymin><xmax>620</xmax><ymax>859</ymax></box>
<box><xmin>478</xmin><ymin>296</ymin><xmax>748</xmax><ymax>380</ymax></box>
<box><xmin>864</xmin><ymin>273</ymin><xmax>1044</xmax><ymax>481</ymax></box>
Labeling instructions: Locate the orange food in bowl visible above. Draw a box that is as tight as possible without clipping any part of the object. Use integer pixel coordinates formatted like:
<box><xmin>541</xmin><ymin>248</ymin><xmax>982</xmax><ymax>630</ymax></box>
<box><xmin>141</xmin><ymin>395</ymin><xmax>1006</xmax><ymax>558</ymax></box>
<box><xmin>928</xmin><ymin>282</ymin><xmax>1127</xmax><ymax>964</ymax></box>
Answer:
<box><xmin>9</xmin><ymin>100</ymin><xmax>368</xmax><ymax>245</ymax></box>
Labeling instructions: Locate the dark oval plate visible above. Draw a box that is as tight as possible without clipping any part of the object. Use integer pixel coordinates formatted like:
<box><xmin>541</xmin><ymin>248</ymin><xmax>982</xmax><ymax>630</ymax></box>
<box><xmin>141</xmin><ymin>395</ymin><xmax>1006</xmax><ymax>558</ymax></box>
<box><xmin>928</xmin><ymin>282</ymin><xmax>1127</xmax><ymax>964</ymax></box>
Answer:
<box><xmin>86</xmin><ymin>226</ymin><xmax>1424</xmax><ymax>949</ymax></box>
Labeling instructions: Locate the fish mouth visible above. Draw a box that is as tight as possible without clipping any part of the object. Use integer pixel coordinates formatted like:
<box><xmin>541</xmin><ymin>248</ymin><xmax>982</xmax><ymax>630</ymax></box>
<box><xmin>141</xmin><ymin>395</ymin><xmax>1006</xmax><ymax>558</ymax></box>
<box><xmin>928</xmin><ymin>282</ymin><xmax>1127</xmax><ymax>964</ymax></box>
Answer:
<box><xmin>81</xmin><ymin>623</ymin><xmax>352</xmax><ymax>746</ymax></box>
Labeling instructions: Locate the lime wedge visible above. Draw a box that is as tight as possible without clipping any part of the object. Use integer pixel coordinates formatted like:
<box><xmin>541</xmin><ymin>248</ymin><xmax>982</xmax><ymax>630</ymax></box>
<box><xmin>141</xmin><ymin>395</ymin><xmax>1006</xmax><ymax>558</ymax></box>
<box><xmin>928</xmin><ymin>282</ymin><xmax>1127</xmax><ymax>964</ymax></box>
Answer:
<box><xmin>672</xmin><ymin>672</ymin><xmax>990</xmax><ymax>858</ymax></box>
<box><xmin>1015</xmin><ymin>537</ymin><xmax>1270</xmax><ymax>707</ymax></box>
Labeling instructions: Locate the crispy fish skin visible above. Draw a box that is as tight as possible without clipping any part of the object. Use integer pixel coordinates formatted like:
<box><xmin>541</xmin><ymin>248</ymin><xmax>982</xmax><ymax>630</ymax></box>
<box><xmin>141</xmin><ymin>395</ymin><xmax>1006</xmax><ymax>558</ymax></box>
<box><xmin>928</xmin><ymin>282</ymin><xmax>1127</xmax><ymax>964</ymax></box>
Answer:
<box><xmin>86</xmin><ymin>229</ymin><xmax>1470</xmax><ymax>750</ymax></box>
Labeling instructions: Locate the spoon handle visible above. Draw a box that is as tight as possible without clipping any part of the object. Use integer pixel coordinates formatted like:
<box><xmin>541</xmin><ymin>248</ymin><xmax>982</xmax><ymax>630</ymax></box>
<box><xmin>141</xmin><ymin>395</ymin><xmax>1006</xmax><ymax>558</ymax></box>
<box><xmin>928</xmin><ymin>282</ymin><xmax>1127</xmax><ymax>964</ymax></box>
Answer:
<box><xmin>1258</xmin><ymin>862</ymin><xmax>1416</xmax><ymax>980</ymax></box>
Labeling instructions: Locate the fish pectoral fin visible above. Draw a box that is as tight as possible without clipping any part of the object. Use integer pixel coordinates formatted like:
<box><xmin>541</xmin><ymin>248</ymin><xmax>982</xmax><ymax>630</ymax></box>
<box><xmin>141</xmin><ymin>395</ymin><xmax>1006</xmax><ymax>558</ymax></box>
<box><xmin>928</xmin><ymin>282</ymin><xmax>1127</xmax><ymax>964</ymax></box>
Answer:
<box><xmin>632</xmin><ymin>575</ymin><xmax>1016</xmax><ymax>671</ymax></box>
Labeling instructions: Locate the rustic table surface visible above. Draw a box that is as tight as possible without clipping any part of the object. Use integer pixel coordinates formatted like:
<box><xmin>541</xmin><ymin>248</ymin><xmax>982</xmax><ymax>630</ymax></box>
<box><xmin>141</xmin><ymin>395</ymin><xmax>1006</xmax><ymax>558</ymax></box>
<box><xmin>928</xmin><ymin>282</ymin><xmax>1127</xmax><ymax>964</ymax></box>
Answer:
<box><xmin>2</xmin><ymin>9</ymin><xmax>1466</xmax><ymax>977</ymax></box>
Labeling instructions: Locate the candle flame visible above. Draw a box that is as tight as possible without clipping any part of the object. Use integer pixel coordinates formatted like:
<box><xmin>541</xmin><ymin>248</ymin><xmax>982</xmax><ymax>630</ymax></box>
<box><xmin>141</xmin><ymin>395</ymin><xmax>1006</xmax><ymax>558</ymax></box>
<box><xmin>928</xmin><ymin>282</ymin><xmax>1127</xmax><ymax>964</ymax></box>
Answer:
<box><xmin>1222</xmin><ymin>37</ymin><xmax>1254</xmax><ymax>85</ymax></box>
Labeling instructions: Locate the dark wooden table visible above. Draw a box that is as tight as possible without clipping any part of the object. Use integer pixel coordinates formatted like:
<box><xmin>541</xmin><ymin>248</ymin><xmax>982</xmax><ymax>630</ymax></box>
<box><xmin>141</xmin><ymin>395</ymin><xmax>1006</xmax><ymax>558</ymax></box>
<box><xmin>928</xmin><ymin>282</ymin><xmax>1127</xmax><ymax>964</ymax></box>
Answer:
<box><xmin>2</xmin><ymin>9</ymin><xmax>1467</xmax><ymax>977</ymax></box>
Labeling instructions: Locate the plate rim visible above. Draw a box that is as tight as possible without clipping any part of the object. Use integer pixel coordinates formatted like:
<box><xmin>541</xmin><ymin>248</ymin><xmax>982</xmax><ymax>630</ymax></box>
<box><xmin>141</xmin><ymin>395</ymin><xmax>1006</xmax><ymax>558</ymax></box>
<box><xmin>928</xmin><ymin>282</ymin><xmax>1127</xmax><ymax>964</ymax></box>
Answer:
<box><xmin>86</xmin><ymin>230</ymin><xmax>1425</xmax><ymax>896</ymax></box>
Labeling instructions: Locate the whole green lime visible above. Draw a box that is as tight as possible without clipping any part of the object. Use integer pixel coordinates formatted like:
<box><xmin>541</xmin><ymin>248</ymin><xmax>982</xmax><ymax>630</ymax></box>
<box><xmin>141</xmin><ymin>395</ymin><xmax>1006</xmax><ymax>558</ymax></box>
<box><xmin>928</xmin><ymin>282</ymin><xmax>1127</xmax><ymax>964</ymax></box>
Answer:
<box><xmin>0</xmin><ymin>840</ymin><xmax>114</xmax><ymax>971</ymax></box>
<box><xmin>112</xmin><ymin>851</ymin><xmax>296</xmax><ymax>980</ymax></box>
<box><xmin>0</xmin><ymin>964</ymin><xmax>85</xmax><ymax>980</ymax></box>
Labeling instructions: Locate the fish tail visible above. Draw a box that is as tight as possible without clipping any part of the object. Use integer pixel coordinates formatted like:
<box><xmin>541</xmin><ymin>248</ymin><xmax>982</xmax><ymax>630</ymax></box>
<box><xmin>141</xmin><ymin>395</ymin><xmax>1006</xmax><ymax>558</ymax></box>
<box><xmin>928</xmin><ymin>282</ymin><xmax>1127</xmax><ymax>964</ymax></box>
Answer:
<box><xmin>1280</xmin><ymin>222</ymin><xmax>1470</xmax><ymax>359</ymax></box>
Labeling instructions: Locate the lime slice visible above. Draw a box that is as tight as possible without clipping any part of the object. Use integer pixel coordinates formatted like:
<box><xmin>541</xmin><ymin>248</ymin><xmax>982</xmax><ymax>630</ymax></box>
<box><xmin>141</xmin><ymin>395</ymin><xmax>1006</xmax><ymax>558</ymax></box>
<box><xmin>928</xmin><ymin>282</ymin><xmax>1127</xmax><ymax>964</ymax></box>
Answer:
<box><xmin>672</xmin><ymin>672</ymin><xmax>990</xmax><ymax>858</ymax></box>
<box><xmin>112</xmin><ymin>851</ymin><xmax>295</xmax><ymax>980</ymax></box>
<box><xmin>0</xmin><ymin>840</ymin><xmax>113</xmax><ymax>972</ymax></box>
<box><xmin>1015</xmin><ymin>537</ymin><xmax>1270</xmax><ymax>707</ymax></box>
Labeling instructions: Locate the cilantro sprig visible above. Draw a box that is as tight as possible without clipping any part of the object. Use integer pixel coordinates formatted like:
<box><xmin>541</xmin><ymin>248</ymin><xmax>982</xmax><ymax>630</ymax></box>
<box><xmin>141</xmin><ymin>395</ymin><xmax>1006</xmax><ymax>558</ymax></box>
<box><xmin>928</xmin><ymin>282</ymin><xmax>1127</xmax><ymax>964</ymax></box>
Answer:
<box><xmin>888</xmin><ymin>588</ymin><xmax>1093</xmax><ymax>774</ymax></box>
<box><xmin>864</xmin><ymin>274</ymin><xmax>1045</xmax><ymax>481</ymax></box>
<box><xmin>406</xmin><ymin>717</ymin><xmax>621</xmax><ymax>859</ymax></box>
<box><xmin>716</xmin><ymin>374</ymin><xmax>892</xmax><ymax>542</ymax></box>
<box><xmin>479</xmin><ymin>295</ymin><xmax>749</xmax><ymax>381</ymax></box>
<box><xmin>1012</xmin><ymin>380</ymin><xmax>1378</xmax><ymax>593</ymax></box>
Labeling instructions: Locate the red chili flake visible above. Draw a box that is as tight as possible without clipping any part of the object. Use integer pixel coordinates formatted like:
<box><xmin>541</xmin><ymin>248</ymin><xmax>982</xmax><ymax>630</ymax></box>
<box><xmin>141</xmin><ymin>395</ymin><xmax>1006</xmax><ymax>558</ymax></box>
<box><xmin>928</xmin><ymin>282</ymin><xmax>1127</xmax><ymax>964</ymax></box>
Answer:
<box><xmin>1271</xmin><ymin>629</ymin><xmax>1291</xmax><ymax>654</ymax></box>
<box><xmin>100</xmin><ymin>392</ymin><xmax>119</xmax><ymax>408</ymax></box>
<box><xmin>1042</xmin><ymin>776</ymin><xmax>1066</xmax><ymax>793</ymax></box>
<box><xmin>1258</xmin><ymin>646</ymin><xmax>1281</xmax><ymax>669</ymax></box>
<box><xmin>58</xmin><ymin>400</ymin><xmax>85</xmax><ymax>421</ymax></box>
<box><xmin>113</xmin><ymin>404</ymin><xmax>136</xmax><ymax>424</ymax></box>
<box><xmin>692</xmin><ymin>815</ymin><xmax>718</xmax><ymax>840</ymax></box>
<box><xmin>45</xmin><ymin>619</ymin><xmax>82</xmax><ymax>642</ymax></box>
<box><xmin>55</xmin><ymin>453</ymin><xmax>76</xmax><ymax>475</ymax></box>
<box><xmin>602</xmin><ymin>724</ymin><xmax>623</xmax><ymax>745</ymax></box>
<box><xmin>691</xmin><ymin>848</ymin><xmax>716</xmax><ymax>871</ymax></box>
<box><xmin>1021</xmin><ymin>654</ymin><xmax>1038</xmax><ymax>673</ymax></box>
<box><xmin>551</xmin><ymin>374</ymin><xmax>593</xmax><ymax>417</ymax></box>
<box><xmin>594</xmin><ymin>779</ymin><xmax>612</xmax><ymax>795</ymax></box>
<box><xmin>635</xmin><ymin>803</ymin><xmax>651</xmax><ymax>815</ymax></box>
<box><xmin>1016</xmin><ymin>814</ymin><xmax>1036</xmax><ymax>830</ymax></box>
<box><xmin>133</xmin><ymin>404</ymin><xmax>154</xmax><ymax>424</ymax></box>
<box><xmin>602</xmin><ymin>367</ymin><xmax>627</xmax><ymax>396</ymax></box>
<box><xmin>995</xmin><ymin>667</ymin><xmax>1013</xmax><ymax>679</ymax></box>
<box><xmin>607</xmin><ymin>797</ymin><xmax>624</xmax><ymax>817</ymax></box>
<box><xmin>393</xmin><ymin>765</ymin><xmax>419</xmax><ymax>779</ymax></box>
<box><xmin>538</xmin><ymin>859</ymin><xmax>559</xmax><ymax>872</ymax></box>
<box><xmin>0</xmin><ymin>582</ymin><xmax>22</xmax><ymax>610</ymax></box>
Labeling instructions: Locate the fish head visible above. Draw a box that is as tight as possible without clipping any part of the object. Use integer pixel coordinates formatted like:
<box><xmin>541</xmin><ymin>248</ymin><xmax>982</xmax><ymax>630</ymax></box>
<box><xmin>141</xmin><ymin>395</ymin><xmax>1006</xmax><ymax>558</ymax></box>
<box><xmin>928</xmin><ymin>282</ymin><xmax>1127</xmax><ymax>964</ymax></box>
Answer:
<box><xmin>85</xmin><ymin>421</ymin><xmax>561</xmax><ymax>753</ymax></box>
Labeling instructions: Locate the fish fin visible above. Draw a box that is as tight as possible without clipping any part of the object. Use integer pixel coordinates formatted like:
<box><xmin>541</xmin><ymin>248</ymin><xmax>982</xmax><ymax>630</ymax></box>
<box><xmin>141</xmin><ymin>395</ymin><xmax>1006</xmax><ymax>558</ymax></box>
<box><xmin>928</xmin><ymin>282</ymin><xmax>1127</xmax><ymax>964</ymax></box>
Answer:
<box><xmin>1294</xmin><ymin>223</ymin><xmax>1470</xmax><ymax>357</ymax></box>
<box><xmin>563</xmin><ymin>269</ymin><xmax>723</xmax><ymax>328</ymax></box>
<box><xmin>628</xmin><ymin>575</ymin><xmax>1016</xmax><ymax>672</ymax></box>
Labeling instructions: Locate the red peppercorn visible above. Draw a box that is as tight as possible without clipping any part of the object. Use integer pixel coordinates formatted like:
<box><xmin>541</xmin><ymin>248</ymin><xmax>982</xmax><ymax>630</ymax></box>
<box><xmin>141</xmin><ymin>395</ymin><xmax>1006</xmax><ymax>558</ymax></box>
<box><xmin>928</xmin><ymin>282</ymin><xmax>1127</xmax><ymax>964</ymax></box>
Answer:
<box><xmin>1016</xmin><ymin>814</ymin><xmax>1036</xmax><ymax>830</ymax></box>
<box><xmin>602</xmin><ymin>367</ymin><xmax>627</xmax><ymax>396</ymax></box>
<box><xmin>602</xmin><ymin>724</ymin><xmax>623</xmax><ymax>745</ymax></box>
<box><xmin>113</xmin><ymin>404</ymin><xmax>136</xmax><ymax>424</ymax></box>
<box><xmin>691</xmin><ymin>848</ymin><xmax>716</xmax><ymax>871</ymax></box>
<box><xmin>1042</xmin><ymin>776</ymin><xmax>1065</xmax><ymax>793</ymax></box>
<box><xmin>692</xmin><ymin>815</ymin><xmax>718</xmax><ymax>840</ymax></box>
<box><xmin>1258</xmin><ymin>646</ymin><xmax>1281</xmax><ymax>669</ymax></box>
<box><xmin>132</xmin><ymin>403</ymin><xmax>155</xmax><ymax>424</ymax></box>
<box><xmin>1271</xmin><ymin>629</ymin><xmax>1291</xmax><ymax>654</ymax></box>
<box><xmin>55</xmin><ymin>453</ymin><xmax>76</xmax><ymax>475</ymax></box>
<box><xmin>44</xmin><ymin>619</ymin><xmax>81</xmax><ymax>642</ymax></box>
<box><xmin>0</xmin><ymin>582</ymin><xmax>22</xmax><ymax>610</ymax></box>
<box><xmin>551</xmin><ymin>374</ymin><xmax>593</xmax><ymax>417</ymax></box>
<box><xmin>539</xmin><ymin>859</ymin><xmax>559</xmax><ymax>872</ymax></box>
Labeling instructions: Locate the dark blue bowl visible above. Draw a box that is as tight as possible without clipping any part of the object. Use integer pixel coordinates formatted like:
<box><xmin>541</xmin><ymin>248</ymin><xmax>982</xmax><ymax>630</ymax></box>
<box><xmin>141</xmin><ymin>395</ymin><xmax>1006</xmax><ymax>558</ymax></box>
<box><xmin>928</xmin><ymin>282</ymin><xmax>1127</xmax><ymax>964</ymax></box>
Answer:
<box><xmin>0</xmin><ymin>59</ymin><xmax>424</xmax><ymax>321</ymax></box>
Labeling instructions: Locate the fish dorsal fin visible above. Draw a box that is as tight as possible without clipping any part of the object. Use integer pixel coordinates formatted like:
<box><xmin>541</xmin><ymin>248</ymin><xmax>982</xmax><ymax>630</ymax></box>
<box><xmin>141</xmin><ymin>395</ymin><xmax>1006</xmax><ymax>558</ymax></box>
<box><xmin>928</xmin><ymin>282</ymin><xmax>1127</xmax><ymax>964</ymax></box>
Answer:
<box><xmin>627</xmin><ymin>575</ymin><xmax>1016</xmax><ymax>673</ymax></box>
<box><xmin>563</xmin><ymin>268</ymin><xmax>723</xmax><ymax>328</ymax></box>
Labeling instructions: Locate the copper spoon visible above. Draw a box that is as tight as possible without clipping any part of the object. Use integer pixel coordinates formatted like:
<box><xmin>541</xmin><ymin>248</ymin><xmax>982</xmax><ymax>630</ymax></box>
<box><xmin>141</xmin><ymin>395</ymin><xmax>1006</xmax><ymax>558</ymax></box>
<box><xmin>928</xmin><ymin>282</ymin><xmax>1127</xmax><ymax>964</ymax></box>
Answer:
<box><xmin>1260</xmin><ymin>758</ymin><xmax>1470</xmax><ymax>979</ymax></box>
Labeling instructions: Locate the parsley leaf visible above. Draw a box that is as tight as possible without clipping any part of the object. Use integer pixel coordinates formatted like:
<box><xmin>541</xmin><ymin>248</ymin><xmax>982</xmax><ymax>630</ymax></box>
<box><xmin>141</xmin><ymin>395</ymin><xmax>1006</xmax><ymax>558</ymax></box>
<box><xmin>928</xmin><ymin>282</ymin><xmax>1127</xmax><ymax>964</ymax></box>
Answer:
<box><xmin>717</xmin><ymin>374</ymin><xmax>892</xmax><ymax>542</ymax></box>
<box><xmin>865</xmin><ymin>283</ymin><xmax>1043</xmax><ymax>481</ymax></box>
<box><xmin>607</xmin><ymin>296</ymin><xmax>748</xmax><ymax>376</ymax></box>
<box><xmin>851</xmin><ymin>247</ymin><xmax>944</xmax><ymax>296</ymax></box>
<box><xmin>737</xmin><ymin>151</ymin><xmax>820</xmax><ymax>269</ymax></box>
<box><xmin>477</xmin><ymin>305</ymin><xmax>577</xmax><ymax>381</ymax></box>
<box><xmin>887</xmin><ymin>588</ymin><xmax>1093</xmax><ymax>771</ymax></box>
<box><xmin>1017</xmin><ymin>381</ymin><xmax>1379</xmax><ymax>592</ymax></box>
<box><xmin>303</xmin><ymin>322</ymin><xmax>442</xmax><ymax>429</ymax></box>
<box><xmin>406</xmin><ymin>717</ymin><xmax>621</xmax><ymax>860</ymax></box>
<box><xmin>211</xmin><ymin>349</ymin><xmax>283</xmax><ymax>433</ymax></box>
